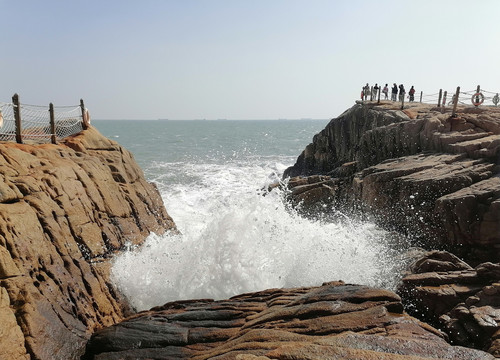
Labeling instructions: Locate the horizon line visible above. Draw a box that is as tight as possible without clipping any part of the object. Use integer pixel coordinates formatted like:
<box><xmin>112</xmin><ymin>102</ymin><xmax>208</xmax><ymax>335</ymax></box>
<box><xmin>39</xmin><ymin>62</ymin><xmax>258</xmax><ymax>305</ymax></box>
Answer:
<box><xmin>92</xmin><ymin>118</ymin><xmax>330</xmax><ymax>121</ymax></box>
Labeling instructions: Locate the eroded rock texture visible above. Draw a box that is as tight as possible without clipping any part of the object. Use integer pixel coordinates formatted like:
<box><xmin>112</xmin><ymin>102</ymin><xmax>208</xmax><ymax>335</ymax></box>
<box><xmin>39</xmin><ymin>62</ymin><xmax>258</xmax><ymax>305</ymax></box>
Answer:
<box><xmin>0</xmin><ymin>127</ymin><xmax>176</xmax><ymax>359</ymax></box>
<box><xmin>283</xmin><ymin>102</ymin><xmax>500</xmax><ymax>262</ymax></box>
<box><xmin>83</xmin><ymin>282</ymin><xmax>495</xmax><ymax>359</ymax></box>
<box><xmin>398</xmin><ymin>251</ymin><xmax>500</xmax><ymax>357</ymax></box>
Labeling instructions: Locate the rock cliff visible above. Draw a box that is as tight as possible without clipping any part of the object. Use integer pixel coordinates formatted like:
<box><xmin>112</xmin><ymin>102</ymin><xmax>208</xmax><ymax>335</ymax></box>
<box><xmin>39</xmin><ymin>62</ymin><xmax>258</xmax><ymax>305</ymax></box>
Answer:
<box><xmin>283</xmin><ymin>102</ymin><xmax>500</xmax><ymax>263</ymax></box>
<box><xmin>0</xmin><ymin>126</ymin><xmax>176</xmax><ymax>359</ymax></box>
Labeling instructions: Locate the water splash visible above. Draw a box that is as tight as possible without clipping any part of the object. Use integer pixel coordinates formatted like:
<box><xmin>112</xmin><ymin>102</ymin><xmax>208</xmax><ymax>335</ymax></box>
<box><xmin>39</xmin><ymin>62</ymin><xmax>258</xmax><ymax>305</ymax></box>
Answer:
<box><xmin>111</xmin><ymin>158</ymin><xmax>407</xmax><ymax>311</ymax></box>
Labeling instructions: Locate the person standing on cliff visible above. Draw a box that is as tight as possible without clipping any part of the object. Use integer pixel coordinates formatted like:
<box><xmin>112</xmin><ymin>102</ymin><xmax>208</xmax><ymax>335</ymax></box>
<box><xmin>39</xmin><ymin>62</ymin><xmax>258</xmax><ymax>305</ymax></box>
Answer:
<box><xmin>398</xmin><ymin>84</ymin><xmax>405</xmax><ymax>102</ymax></box>
<box><xmin>391</xmin><ymin>83</ymin><xmax>398</xmax><ymax>101</ymax></box>
<box><xmin>408</xmin><ymin>86</ymin><xmax>416</xmax><ymax>102</ymax></box>
<box><xmin>363</xmin><ymin>83</ymin><xmax>370</xmax><ymax>101</ymax></box>
<box><xmin>382</xmin><ymin>84</ymin><xmax>389</xmax><ymax>100</ymax></box>
<box><xmin>373</xmin><ymin>84</ymin><xmax>379</xmax><ymax>99</ymax></box>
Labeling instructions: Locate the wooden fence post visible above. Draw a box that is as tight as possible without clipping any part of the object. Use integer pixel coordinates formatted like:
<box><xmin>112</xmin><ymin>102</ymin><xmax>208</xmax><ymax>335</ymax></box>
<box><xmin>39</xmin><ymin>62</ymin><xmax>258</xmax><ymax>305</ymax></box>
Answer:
<box><xmin>12</xmin><ymin>93</ymin><xmax>22</xmax><ymax>144</ymax></box>
<box><xmin>49</xmin><ymin>103</ymin><xmax>56</xmax><ymax>144</ymax></box>
<box><xmin>401</xmin><ymin>91</ymin><xmax>405</xmax><ymax>110</ymax></box>
<box><xmin>442</xmin><ymin>91</ymin><xmax>447</xmax><ymax>107</ymax></box>
<box><xmin>370</xmin><ymin>87</ymin><xmax>373</xmax><ymax>101</ymax></box>
<box><xmin>377</xmin><ymin>87</ymin><xmax>381</xmax><ymax>104</ymax></box>
<box><xmin>80</xmin><ymin>99</ymin><xmax>88</xmax><ymax>130</ymax></box>
<box><xmin>437</xmin><ymin>89</ymin><xmax>442</xmax><ymax>107</ymax></box>
<box><xmin>452</xmin><ymin>86</ymin><xmax>460</xmax><ymax>117</ymax></box>
<box><xmin>474</xmin><ymin>85</ymin><xmax>481</xmax><ymax>106</ymax></box>
<box><xmin>420</xmin><ymin>91</ymin><xmax>423</xmax><ymax>103</ymax></box>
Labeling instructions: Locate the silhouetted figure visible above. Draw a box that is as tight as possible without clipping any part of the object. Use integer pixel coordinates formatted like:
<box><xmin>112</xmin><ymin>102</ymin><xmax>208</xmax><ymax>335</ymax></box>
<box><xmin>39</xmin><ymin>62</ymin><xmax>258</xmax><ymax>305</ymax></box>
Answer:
<box><xmin>408</xmin><ymin>86</ymin><xmax>415</xmax><ymax>102</ymax></box>
<box><xmin>373</xmin><ymin>83</ymin><xmax>379</xmax><ymax>99</ymax></box>
<box><xmin>398</xmin><ymin>84</ymin><xmax>405</xmax><ymax>102</ymax></box>
<box><xmin>391</xmin><ymin>83</ymin><xmax>398</xmax><ymax>101</ymax></box>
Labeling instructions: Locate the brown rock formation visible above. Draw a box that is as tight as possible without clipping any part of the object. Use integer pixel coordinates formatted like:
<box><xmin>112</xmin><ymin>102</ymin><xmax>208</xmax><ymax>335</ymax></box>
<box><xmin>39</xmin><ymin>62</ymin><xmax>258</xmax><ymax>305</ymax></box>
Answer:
<box><xmin>0</xmin><ymin>126</ymin><xmax>176</xmax><ymax>359</ymax></box>
<box><xmin>83</xmin><ymin>281</ymin><xmax>495</xmax><ymax>359</ymax></box>
<box><xmin>283</xmin><ymin>102</ymin><xmax>500</xmax><ymax>262</ymax></box>
<box><xmin>398</xmin><ymin>251</ymin><xmax>500</xmax><ymax>356</ymax></box>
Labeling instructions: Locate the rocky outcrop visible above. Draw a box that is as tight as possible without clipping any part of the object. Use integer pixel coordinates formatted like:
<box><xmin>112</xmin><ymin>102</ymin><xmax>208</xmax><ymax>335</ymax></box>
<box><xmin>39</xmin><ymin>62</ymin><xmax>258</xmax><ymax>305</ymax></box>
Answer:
<box><xmin>0</xmin><ymin>127</ymin><xmax>176</xmax><ymax>359</ymax></box>
<box><xmin>283</xmin><ymin>102</ymin><xmax>500</xmax><ymax>262</ymax></box>
<box><xmin>398</xmin><ymin>251</ymin><xmax>500</xmax><ymax>356</ymax></box>
<box><xmin>82</xmin><ymin>281</ymin><xmax>495</xmax><ymax>359</ymax></box>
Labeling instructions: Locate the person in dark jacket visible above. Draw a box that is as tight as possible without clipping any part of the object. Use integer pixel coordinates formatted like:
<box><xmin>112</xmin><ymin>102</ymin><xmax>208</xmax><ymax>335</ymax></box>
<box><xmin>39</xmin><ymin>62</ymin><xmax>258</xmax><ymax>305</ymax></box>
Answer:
<box><xmin>372</xmin><ymin>83</ymin><xmax>379</xmax><ymax>99</ymax></box>
<box><xmin>398</xmin><ymin>84</ymin><xmax>405</xmax><ymax>101</ymax></box>
<box><xmin>391</xmin><ymin>83</ymin><xmax>398</xmax><ymax>101</ymax></box>
<box><xmin>408</xmin><ymin>86</ymin><xmax>415</xmax><ymax>102</ymax></box>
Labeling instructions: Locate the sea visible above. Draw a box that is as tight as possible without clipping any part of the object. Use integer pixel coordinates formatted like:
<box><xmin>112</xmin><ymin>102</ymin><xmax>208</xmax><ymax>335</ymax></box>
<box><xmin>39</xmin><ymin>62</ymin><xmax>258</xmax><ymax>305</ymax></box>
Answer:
<box><xmin>93</xmin><ymin>119</ymin><xmax>411</xmax><ymax>311</ymax></box>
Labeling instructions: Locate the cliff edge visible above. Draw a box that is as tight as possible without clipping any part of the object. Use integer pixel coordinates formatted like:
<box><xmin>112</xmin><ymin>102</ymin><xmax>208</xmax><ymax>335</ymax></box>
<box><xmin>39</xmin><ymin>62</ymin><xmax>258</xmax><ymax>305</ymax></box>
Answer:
<box><xmin>0</xmin><ymin>126</ymin><xmax>176</xmax><ymax>359</ymax></box>
<box><xmin>283</xmin><ymin>102</ymin><xmax>500</xmax><ymax>263</ymax></box>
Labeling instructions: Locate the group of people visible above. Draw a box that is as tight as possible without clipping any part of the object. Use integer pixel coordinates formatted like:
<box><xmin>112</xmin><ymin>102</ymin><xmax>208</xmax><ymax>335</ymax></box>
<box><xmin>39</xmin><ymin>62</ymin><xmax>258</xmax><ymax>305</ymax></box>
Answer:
<box><xmin>362</xmin><ymin>83</ymin><xmax>416</xmax><ymax>102</ymax></box>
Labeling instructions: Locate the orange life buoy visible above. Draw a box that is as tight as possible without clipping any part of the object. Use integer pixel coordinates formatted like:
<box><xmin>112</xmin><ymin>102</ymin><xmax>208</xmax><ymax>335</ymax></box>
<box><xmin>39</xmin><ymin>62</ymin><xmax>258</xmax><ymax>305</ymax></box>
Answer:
<box><xmin>471</xmin><ymin>92</ymin><xmax>484</xmax><ymax>106</ymax></box>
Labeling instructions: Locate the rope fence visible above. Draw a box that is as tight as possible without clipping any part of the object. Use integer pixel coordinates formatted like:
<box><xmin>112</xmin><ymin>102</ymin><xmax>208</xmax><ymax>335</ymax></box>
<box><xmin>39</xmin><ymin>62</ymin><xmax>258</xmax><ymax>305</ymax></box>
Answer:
<box><xmin>418</xmin><ymin>87</ymin><xmax>499</xmax><ymax>107</ymax></box>
<box><xmin>0</xmin><ymin>93</ymin><xmax>90</xmax><ymax>144</ymax></box>
<box><xmin>362</xmin><ymin>85</ymin><xmax>500</xmax><ymax>116</ymax></box>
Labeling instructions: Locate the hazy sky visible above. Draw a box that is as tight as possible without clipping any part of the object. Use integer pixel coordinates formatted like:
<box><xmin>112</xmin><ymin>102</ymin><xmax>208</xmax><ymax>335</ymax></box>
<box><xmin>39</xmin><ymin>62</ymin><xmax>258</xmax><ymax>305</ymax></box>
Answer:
<box><xmin>2</xmin><ymin>0</ymin><xmax>499</xmax><ymax>120</ymax></box>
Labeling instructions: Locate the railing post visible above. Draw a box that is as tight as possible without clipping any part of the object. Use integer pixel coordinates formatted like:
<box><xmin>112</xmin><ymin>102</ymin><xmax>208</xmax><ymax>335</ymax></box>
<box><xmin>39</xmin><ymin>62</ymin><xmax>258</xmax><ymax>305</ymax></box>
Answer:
<box><xmin>377</xmin><ymin>87</ymin><xmax>381</xmax><ymax>104</ymax></box>
<box><xmin>401</xmin><ymin>92</ymin><xmax>405</xmax><ymax>110</ymax></box>
<box><xmin>420</xmin><ymin>91</ymin><xmax>423</xmax><ymax>103</ymax></box>
<box><xmin>12</xmin><ymin>93</ymin><xmax>22</xmax><ymax>144</ymax></box>
<box><xmin>49</xmin><ymin>103</ymin><xmax>56</xmax><ymax>144</ymax></box>
<box><xmin>452</xmin><ymin>86</ymin><xmax>460</xmax><ymax>117</ymax></box>
<box><xmin>437</xmin><ymin>89</ymin><xmax>442</xmax><ymax>107</ymax></box>
<box><xmin>474</xmin><ymin>85</ymin><xmax>481</xmax><ymax>106</ymax></box>
<box><xmin>442</xmin><ymin>91</ymin><xmax>447</xmax><ymax>107</ymax></box>
<box><xmin>370</xmin><ymin>86</ymin><xmax>373</xmax><ymax>101</ymax></box>
<box><xmin>80</xmin><ymin>99</ymin><xmax>88</xmax><ymax>130</ymax></box>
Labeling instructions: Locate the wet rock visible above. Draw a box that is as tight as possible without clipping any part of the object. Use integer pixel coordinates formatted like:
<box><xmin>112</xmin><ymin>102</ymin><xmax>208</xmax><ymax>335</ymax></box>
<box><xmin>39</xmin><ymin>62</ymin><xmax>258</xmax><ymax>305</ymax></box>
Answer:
<box><xmin>398</xmin><ymin>251</ymin><xmax>500</xmax><ymax>356</ymax></box>
<box><xmin>283</xmin><ymin>103</ymin><xmax>500</xmax><ymax>263</ymax></box>
<box><xmin>83</xmin><ymin>282</ymin><xmax>495</xmax><ymax>359</ymax></box>
<box><xmin>410</xmin><ymin>250</ymin><xmax>473</xmax><ymax>274</ymax></box>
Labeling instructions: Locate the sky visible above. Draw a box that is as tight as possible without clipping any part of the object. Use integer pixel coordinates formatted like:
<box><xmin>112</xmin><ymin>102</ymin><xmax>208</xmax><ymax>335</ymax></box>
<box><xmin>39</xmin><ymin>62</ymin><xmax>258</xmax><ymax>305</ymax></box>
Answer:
<box><xmin>1</xmin><ymin>0</ymin><xmax>499</xmax><ymax>120</ymax></box>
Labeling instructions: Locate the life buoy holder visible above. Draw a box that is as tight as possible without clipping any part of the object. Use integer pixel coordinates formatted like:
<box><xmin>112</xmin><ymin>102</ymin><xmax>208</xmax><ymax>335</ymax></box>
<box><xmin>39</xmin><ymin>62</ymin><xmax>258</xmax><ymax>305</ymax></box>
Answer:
<box><xmin>471</xmin><ymin>92</ymin><xmax>484</xmax><ymax>106</ymax></box>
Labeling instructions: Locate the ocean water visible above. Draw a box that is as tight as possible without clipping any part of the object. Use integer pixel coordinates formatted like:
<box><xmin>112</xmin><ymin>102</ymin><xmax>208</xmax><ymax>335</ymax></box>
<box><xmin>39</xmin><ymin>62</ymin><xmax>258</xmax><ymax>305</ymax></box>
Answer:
<box><xmin>94</xmin><ymin>119</ymin><xmax>409</xmax><ymax>311</ymax></box>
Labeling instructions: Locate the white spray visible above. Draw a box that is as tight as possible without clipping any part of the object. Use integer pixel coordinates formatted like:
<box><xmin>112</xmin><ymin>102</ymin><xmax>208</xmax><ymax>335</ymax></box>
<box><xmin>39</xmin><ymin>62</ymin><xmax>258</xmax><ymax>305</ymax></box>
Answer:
<box><xmin>111</xmin><ymin>158</ymin><xmax>406</xmax><ymax>311</ymax></box>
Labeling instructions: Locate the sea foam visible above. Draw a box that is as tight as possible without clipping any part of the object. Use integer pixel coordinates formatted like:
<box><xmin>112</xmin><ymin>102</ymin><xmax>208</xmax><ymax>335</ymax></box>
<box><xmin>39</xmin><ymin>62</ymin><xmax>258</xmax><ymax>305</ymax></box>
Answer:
<box><xmin>111</xmin><ymin>158</ymin><xmax>406</xmax><ymax>311</ymax></box>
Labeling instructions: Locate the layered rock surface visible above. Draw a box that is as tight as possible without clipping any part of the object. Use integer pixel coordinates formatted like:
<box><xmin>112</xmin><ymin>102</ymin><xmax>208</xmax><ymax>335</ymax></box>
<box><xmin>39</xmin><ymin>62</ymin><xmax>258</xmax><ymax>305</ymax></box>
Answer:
<box><xmin>83</xmin><ymin>281</ymin><xmax>495</xmax><ymax>359</ymax></box>
<box><xmin>283</xmin><ymin>102</ymin><xmax>500</xmax><ymax>262</ymax></box>
<box><xmin>398</xmin><ymin>251</ymin><xmax>500</xmax><ymax>356</ymax></box>
<box><xmin>0</xmin><ymin>127</ymin><xmax>176</xmax><ymax>359</ymax></box>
